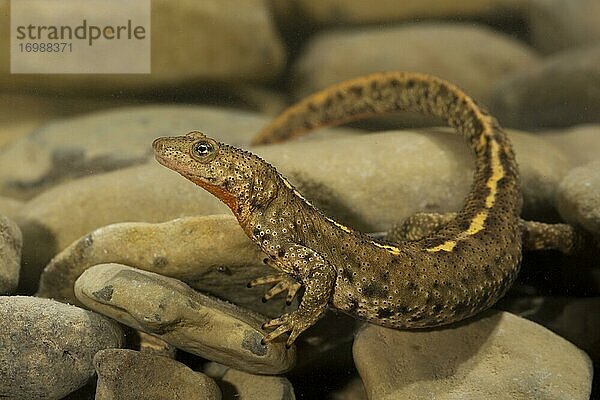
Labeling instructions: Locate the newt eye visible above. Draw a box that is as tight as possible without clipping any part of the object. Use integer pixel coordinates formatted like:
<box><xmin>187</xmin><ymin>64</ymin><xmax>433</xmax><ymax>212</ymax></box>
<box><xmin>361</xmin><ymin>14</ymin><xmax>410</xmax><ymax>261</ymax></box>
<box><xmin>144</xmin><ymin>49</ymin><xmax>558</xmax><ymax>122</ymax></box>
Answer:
<box><xmin>191</xmin><ymin>140</ymin><xmax>216</xmax><ymax>162</ymax></box>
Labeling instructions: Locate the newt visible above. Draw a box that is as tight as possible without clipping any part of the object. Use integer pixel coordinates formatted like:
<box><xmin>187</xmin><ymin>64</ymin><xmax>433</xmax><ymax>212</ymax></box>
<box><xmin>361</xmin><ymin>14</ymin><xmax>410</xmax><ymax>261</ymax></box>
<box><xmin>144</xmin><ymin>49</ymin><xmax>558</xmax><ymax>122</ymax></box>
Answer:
<box><xmin>153</xmin><ymin>72</ymin><xmax>581</xmax><ymax>346</ymax></box>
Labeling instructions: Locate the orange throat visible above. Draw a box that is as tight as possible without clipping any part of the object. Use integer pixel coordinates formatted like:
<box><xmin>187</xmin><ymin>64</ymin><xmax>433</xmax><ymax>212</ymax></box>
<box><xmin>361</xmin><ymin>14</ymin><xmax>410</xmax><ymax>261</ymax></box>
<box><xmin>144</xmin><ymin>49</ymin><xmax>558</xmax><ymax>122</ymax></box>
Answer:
<box><xmin>191</xmin><ymin>178</ymin><xmax>239</xmax><ymax>215</ymax></box>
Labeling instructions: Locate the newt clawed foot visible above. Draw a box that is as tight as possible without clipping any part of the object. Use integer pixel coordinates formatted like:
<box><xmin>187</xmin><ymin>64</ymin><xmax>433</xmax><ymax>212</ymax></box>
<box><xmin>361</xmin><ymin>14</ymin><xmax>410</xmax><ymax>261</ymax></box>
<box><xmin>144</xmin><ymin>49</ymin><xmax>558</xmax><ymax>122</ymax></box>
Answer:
<box><xmin>260</xmin><ymin>309</ymin><xmax>319</xmax><ymax>347</ymax></box>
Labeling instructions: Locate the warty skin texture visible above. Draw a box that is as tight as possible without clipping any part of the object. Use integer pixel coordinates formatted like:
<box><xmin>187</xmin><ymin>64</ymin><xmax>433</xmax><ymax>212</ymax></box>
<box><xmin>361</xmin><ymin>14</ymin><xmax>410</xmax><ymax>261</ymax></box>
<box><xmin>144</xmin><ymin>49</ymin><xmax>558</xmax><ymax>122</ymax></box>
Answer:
<box><xmin>153</xmin><ymin>72</ymin><xmax>523</xmax><ymax>346</ymax></box>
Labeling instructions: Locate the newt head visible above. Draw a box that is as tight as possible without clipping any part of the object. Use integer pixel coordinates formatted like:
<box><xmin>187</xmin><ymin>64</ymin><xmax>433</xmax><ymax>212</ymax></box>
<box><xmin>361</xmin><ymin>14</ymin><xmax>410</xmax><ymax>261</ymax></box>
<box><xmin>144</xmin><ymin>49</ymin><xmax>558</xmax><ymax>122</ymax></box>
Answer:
<box><xmin>152</xmin><ymin>131</ymin><xmax>278</xmax><ymax>218</ymax></box>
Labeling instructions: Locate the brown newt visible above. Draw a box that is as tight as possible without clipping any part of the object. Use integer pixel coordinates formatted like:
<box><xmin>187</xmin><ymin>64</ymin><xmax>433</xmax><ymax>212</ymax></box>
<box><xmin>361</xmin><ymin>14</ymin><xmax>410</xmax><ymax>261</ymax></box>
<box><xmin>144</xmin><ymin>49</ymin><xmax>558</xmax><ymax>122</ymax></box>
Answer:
<box><xmin>153</xmin><ymin>72</ymin><xmax>579</xmax><ymax>346</ymax></box>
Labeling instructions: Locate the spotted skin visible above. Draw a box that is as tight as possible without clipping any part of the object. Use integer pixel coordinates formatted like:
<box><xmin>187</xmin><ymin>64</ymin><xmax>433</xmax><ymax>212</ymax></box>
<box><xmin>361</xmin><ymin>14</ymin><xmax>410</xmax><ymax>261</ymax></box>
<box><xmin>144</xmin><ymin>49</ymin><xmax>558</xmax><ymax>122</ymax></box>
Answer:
<box><xmin>153</xmin><ymin>72</ymin><xmax>525</xmax><ymax>346</ymax></box>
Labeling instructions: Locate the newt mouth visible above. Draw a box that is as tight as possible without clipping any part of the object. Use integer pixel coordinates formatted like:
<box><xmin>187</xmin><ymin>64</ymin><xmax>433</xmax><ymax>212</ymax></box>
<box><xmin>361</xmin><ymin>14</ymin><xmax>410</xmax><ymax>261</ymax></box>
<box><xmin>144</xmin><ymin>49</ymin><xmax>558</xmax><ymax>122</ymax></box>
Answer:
<box><xmin>152</xmin><ymin>152</ymin><xmax>173</xmax><ymax>172</ymax></box>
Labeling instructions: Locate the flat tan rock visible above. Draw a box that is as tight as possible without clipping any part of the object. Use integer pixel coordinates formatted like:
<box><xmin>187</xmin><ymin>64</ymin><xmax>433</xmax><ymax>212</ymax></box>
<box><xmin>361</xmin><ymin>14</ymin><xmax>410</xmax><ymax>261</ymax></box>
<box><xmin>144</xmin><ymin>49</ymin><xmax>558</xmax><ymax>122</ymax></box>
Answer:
<box><xmin>37</xmin><ymin>215</ymin><xmax>291</xmax><ymax>317</ymax></box>
<box><xmin>353</xmin><ymin>311</ymin><xmax>592</xmax><ymax>400</ymax></box>
<box><xmin>293</xmin><ymin>23</ymin><xmax>539</xmax><ymax>108</ymax></box>
<box><xmin>75</xmin><ymin>264</ymin><xmax>296</xmax><ymax>374</ymax></box>
<box><xmin>94</xmin><ymin>349</ymin><xmax>221</xmax><ymax>400</ymax></box>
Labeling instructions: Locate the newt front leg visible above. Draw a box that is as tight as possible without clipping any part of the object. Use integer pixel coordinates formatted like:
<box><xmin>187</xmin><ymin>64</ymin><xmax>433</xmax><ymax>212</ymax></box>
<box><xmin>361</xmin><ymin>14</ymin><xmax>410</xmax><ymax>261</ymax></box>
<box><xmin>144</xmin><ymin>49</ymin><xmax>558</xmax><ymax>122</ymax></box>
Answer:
<box><xmin>261</xmin><ymin>245</ymin><xmax>335</xmax><ymax>347</ymax></box>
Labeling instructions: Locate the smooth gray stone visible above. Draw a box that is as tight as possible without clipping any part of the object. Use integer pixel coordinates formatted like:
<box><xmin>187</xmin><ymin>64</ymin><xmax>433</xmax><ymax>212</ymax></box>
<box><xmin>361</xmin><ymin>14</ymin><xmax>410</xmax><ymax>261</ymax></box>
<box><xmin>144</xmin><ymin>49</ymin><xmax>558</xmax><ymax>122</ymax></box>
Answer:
<box><xmin>556</xmin><ymin>160</ymin><xmax>600</xmax><ymax>237</ymax></box>
<box><xmin>0</xmin><ymin>214</ymin><xmax>21</xmax><ymax>294</ymax></box>
<box><xmin>221</xmin><ymin>368</ymin><xmax>296</xmax><ymax>400</ymax></box>
<box><xmin>543</xmin><ymin>124</ymin><xmax>600</xmax><ymax>168</ymax></box>
<box><xmin>500</xmin><ymin>296</ymin><xmax>600</xmax><ymax>362</ymax></box>
<box><xmin>293</xmin><ymin>23</ymin><xmax>539</xmax><ymax>107</ymax></box>
<box><xmin>353</xmin><ymin>311</ymin><xmax>592</xmax><ymax>400</ymax></box>
<box><xmin>528</xmin><ymin>0</ymin><xmax>600</xmax><ymax>53</ymax></box>
<box><xmin>0</xmin><ymin>105</ymin><xmax>359</xmax><ymax>200</ymax></box>
<box><xmin>0</xmin><ymin>296</ymin><xmax>125</xmax><ymax>400</ymax></box>
<box><xmin>94</xmin><ymin>349</ymin><xmax>221</xmax><ymax>400</ymax></box>
<box><xmin>490</xmin><ymin>45</ymin><xmax>600</xmax><ymax>129</ymax></box>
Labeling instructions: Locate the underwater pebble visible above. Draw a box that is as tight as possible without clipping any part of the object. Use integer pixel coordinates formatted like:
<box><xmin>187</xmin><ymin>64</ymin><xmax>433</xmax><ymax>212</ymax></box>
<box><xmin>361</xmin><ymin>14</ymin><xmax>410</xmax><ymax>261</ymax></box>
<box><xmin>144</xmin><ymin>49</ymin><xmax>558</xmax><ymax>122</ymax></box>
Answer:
<box><xmin>37</xmin><ymin>215</ymin><xmax>290</xmax><ymax>317</ymax></box>
<box><xmin>0</xmin><ymin>106</ymin><xmax>275</xmax><ymax>200</ymax></box>
<box><xmin>203</xmin><ymin>362</ymin><xmax>231</xmax><ymax>380</ymax></box>
<box><xmin>19</xmin><ymin>129</ymin><xmax>567</xmax><ymax>291</ymax></box>
<box><xmin>0</xmin><ymin>296</ymin><xmax>125</xmax><ymax>400</ymax></box>
<box><xmin>74</xmin><ymin>264</ymin><xmax>296</xmax><ymax>374</ymax></box>
<box><xmin>295</xmin><ymin>0</ymin><xmax>523</xmax><ymax>24</ymax></box>
<box><xmin>0</xmin><ymin>0</ymin><xmax>285</xmax><ymax>91</ymax></box>
<box><xmin>0</xmin><ymin>214</ymin><xmax>21</xmax><ymax>294</ymax></box>
<box><xmin>220</xmin><ymin>368</ymin><xmax>296</xmax><ymax>400</ymax></box>
<box><xmin>527</xmin><ymin>0</ymin><xmax>600</xmax><ymax>53</ymax></box>
<box><xmin>0</xmin><ymin>121</ymin><xmax>39</xmax><ymax>152</ymax></box>
<box><xmin>500</xmin><ymin>296</ymin><xmax>600</xmax><ymax>362</ymax></box>
<box><xmin>543</xmin><ymin>124</ymin><xmax>600</xmax><ymax>168</ymax></box>
<box><xmin>353</xmin><ymin>310</ymin><xmax>592</xmax><ymax>400</ymax></box>
<box><xmin>503</xmin><ymin>129</ymin><xmax>570</xmax><ymax>221</ymax></box>
<box><xmin>293</xmin><ymin>23</ymin><xmax>539</xmax><ymax>106</ymax></box>
<box><xmin>490</xmin><ymin>44</ymin><xmax>600</xmax><ymax>129</ymax></box>
<box><xmin>0</xmin><ymin>91</ymin><xmax>144</xmax><ymax>150</ymax></box>
<box><xmin>556</xmin><ymin>161</ymin><xmax>600</xmax><ymax>237</ymax></box>
<box><xmin>0</xmin><ymin>195</ymin><xmax>24</xmax><ymax>220</ymax></box>
<box><xmin>94</xmin><ymin>349</ymin><xmax>221</xmax><ymax>400</ymax></box>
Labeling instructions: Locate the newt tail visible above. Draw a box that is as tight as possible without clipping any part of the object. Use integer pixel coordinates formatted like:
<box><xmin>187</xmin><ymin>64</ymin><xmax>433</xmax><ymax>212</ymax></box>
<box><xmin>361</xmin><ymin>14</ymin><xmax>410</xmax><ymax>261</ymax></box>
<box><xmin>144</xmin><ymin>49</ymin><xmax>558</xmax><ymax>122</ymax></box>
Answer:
<box><xmin>153</xmin><ymin>72</ymin><xmax>523</xmax><ymax>346</ymax></box>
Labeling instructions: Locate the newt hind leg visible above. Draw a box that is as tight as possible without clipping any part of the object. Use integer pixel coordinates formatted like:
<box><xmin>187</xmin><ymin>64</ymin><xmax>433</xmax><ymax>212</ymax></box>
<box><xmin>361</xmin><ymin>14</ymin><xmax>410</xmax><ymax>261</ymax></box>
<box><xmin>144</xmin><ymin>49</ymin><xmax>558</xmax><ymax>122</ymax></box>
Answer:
<box><xmin>387</xmin><ymin>211</ymin><xmax>591</xmax><ymax>254</ymax></box>
<box><xmin>520</xmin><ymin>220</ymin><xmax>592</xmax><ymax>254</ymax></box>
<box><xmin>386</xmin><ymin>212</ymin><xmax>457</xmax><ymax>242</ymax></box>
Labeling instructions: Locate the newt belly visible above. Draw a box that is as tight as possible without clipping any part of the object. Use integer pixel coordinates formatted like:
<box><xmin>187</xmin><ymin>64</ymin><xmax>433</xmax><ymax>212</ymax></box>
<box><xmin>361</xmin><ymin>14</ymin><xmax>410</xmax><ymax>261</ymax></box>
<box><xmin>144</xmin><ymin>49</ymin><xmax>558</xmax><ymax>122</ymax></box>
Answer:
<box><xmin>153</xmin><ymin>72</ymin><xmax>524</xmax><ymax>346</ymax></box>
